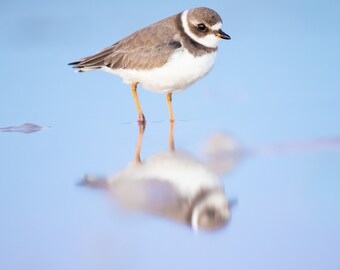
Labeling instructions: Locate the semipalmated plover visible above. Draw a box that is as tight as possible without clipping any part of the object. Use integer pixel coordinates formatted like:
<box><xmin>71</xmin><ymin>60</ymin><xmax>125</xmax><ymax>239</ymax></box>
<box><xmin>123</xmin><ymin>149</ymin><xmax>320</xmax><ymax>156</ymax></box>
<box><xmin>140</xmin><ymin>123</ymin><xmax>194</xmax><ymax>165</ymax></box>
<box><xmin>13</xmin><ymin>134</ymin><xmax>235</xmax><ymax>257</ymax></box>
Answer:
<box><xmin>69</xmin><ymin>7</ymin><xmax>230</xmax><ymax>123</ymax></box>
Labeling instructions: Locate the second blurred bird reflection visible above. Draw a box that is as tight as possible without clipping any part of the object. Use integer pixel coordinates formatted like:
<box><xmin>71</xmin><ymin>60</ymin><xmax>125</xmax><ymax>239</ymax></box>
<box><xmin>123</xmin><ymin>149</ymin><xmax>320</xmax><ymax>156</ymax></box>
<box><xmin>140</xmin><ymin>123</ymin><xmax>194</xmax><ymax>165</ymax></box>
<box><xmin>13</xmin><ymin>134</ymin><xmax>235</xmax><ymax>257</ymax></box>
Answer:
<box><xmin>83</xmin><ymin>123</ymin><xmax>231</xmax><ymax>231</ymax></box>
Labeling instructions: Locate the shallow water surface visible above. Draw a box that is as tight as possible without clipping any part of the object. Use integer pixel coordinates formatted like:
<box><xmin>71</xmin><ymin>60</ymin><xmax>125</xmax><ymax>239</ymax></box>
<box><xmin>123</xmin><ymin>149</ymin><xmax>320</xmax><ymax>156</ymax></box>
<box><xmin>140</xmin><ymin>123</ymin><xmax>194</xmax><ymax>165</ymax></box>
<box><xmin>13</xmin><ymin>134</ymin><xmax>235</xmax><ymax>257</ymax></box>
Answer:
<box><xmin>1</xmin><ymin>1</ymin><xmax>340</xmax><ymax>270</ymax></box>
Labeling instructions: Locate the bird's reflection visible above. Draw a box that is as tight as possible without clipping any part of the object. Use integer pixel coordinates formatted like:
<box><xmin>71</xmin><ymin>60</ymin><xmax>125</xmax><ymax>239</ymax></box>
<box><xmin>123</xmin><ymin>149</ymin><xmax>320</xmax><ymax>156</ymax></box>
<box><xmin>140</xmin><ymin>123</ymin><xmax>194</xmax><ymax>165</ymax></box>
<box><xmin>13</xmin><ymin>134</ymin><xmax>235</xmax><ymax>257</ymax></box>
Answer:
<box><xmin>83</xmin><ymin>123</ymin><xmax>231</xmax><ymax>231</ymax></box>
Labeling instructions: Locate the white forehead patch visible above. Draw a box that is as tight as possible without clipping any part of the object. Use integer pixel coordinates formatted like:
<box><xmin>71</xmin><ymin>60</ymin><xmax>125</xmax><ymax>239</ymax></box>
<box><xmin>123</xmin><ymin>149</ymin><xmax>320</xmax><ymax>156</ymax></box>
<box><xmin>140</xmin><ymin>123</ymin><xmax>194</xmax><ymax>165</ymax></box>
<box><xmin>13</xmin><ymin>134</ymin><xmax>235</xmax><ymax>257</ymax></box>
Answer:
<box><xmin>211</xmin><ymin>22</ymin><xmax>222</xmax><ymax>31</ymax></box>
<box><xmin>181</xmin><ymin>10</ymin><xmax>220</xmax><ymax>49</ymax></box>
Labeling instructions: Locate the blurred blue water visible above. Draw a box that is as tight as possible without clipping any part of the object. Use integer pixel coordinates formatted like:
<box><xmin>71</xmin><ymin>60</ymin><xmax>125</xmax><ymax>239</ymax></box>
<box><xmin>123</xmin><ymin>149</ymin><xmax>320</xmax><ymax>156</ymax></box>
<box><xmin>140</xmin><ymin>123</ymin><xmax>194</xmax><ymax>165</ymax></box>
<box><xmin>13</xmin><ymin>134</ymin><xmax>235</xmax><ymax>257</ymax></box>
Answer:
<box><xmin>1</xmin><ymin>0</ymin><xmax>340</xmax><ymax>270</ymax></box>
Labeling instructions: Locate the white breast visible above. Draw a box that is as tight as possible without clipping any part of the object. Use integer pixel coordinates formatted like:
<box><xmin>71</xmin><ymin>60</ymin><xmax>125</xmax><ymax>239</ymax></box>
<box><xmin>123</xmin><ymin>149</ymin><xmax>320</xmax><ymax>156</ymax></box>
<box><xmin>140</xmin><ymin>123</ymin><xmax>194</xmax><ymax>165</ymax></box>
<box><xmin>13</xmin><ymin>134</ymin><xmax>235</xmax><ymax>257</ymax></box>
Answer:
<box><xmin>102</xmin><ymin>49</ymin><xmax>217</xmax><ymax>93</ymax></box>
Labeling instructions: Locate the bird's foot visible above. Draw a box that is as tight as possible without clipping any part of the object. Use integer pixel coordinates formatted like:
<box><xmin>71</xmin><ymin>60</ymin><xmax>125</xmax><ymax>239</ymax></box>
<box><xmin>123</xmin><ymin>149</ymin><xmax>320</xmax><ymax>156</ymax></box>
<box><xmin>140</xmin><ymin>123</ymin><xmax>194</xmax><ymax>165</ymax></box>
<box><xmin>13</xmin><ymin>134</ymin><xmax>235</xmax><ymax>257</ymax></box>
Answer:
<box><xmin>137</xmin><ymin>113</ymin><xmax>146</xmax><ymax>126</ymax></box>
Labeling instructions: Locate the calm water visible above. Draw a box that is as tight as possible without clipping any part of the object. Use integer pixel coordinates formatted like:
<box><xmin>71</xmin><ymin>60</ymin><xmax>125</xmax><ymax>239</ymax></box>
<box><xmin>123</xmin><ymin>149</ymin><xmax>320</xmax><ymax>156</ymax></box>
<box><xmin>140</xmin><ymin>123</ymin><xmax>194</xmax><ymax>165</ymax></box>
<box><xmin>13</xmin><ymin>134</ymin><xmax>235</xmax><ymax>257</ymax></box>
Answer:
<box><xmin>1</xmin><ymin>1</ymin><xmax>340</xmax><ymax>270</ymax></box>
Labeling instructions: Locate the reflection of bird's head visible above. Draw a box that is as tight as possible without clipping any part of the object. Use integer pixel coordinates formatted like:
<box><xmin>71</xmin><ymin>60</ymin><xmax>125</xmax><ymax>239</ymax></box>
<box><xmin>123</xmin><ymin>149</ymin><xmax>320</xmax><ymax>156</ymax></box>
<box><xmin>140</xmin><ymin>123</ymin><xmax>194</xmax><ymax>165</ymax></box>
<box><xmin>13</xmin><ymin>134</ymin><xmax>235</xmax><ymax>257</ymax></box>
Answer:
<box><xmin>191</xmin><ymin>189</ymin><xmax>230</xmax><ymax>231</ymax></box>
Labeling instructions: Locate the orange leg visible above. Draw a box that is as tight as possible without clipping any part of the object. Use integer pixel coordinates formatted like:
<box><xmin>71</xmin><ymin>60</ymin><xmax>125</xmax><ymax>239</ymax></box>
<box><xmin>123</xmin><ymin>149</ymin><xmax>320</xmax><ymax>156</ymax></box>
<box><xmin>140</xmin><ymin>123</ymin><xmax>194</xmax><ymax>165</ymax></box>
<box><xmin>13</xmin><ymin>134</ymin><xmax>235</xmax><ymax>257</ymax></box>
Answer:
<box><xmin>166</xmin><ymin>92</ymin><xmax>175</xmax><ymax>123</ymax></box>
<box><xmin>135</xmin><ymin>123</ymin><xmax>145</xmax><ymax>164</ymax></box>
<box><xmin>131</xmin><ymin>82</ymin><xmax>146</xmax><ymax>123</ymax></box>
<box><xmin>169</xmin><ymin>121</ymin><xmax>175</xmax><ymax>151</ymax></box>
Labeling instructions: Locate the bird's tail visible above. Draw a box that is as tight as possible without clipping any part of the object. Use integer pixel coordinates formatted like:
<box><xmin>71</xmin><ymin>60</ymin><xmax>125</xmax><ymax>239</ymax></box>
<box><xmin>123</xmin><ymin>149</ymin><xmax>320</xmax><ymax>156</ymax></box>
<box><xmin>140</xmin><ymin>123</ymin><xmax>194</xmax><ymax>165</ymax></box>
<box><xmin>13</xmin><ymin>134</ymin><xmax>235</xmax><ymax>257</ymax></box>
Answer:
<box><xmin>68</xmin><ymin>60</ymin><xmax>100</xmax><ymax>72</ymax></box>
<box><xmin>79</xmin><ymin>175</ymin><xmax>109</xmax><ymax>190</ymax></box>
<box><xmin>68</xmin><ymin>46</ymin><xmax>113</xmax><ymax>72</ymax></box>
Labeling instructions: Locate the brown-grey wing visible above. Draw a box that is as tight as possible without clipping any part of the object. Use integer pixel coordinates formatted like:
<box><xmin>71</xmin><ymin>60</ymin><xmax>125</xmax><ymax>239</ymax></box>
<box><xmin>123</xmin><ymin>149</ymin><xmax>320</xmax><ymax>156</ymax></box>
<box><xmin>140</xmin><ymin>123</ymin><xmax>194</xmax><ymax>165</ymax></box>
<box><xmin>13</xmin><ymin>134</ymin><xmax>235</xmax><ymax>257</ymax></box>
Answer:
<box><xmin>111</xmin><ymin>178</ymin><xmax>191</xmax><ymax>224</ymax></box>
<box><xmin>104</xmin><ymin>25</ymin><xmax>181</xmax><ymax>70</ymax></box>
<box><xmin>70</xmin><ymin>25</ymin><xmax>181</xmax><ymax>71</ymax></box>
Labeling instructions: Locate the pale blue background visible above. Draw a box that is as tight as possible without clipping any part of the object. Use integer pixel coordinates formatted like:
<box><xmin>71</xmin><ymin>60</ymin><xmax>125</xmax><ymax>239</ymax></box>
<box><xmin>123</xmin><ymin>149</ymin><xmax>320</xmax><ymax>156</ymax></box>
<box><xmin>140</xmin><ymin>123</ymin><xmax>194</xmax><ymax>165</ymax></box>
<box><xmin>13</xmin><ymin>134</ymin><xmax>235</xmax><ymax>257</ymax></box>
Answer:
<box><xmin>1</xmin><ymin>0</ymin><xmax>340</xmax><ymax>269</ymax></box>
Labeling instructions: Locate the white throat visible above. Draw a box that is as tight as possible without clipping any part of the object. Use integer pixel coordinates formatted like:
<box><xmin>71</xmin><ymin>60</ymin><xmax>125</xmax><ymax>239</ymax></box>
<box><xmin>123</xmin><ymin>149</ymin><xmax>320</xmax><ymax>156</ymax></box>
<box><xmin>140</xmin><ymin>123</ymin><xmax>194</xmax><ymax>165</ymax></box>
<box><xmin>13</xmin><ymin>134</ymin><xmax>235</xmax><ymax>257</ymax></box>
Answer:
<box><xmin>181</xmin><ymin>10</ymin><xmax>220</xmax><ymax>49</ymax></box>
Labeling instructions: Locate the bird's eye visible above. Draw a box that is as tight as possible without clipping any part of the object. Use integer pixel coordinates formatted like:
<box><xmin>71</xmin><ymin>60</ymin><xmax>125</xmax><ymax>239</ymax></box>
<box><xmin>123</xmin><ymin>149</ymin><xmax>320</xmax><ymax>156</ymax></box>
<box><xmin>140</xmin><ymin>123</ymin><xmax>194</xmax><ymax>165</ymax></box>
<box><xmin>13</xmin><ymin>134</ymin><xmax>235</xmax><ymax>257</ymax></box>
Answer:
<box><xmin>197</xmin><ymin>23</ymin><xmax>206</xmax><ymax>31</ymax></box>
<box><xmin>206</xmin><ymin>208</ymin><xmax>216</xmax><ymax>218</ymax></box>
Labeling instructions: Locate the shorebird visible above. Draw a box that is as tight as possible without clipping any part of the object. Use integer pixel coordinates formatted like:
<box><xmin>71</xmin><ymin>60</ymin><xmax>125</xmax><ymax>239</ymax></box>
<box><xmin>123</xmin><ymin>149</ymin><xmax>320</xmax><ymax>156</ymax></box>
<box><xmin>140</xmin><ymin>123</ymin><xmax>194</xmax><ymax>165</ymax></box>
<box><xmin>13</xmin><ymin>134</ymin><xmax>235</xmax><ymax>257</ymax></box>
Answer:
<box><xmin>69</xmin><ymin>7</ymin><xmax>230</xmax><ymax>123</ymax></box>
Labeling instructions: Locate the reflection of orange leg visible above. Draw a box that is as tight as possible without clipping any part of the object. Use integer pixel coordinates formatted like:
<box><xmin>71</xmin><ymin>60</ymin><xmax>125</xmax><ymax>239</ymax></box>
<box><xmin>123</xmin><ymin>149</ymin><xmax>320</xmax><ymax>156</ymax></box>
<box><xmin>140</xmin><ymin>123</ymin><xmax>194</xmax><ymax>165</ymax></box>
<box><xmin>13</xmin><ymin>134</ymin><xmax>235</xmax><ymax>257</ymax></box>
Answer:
<box><xmin>135</xmin><ymin>123</ymin><xmax>145</xmax><ymax>164</ymax></box>
<box><xmin>169</xmin><ymin>121</ymin><xmax>175</xmax><ymax>151</ymax></box>
<box><xmin>166</xmin><ymin>92</ymin><xmax>175</xmax><ymax>123</ymax></box>
<box><xmin>131</xmin><ymin>82</ymin><xmax>146</xmax><ymax>123</ymax></box>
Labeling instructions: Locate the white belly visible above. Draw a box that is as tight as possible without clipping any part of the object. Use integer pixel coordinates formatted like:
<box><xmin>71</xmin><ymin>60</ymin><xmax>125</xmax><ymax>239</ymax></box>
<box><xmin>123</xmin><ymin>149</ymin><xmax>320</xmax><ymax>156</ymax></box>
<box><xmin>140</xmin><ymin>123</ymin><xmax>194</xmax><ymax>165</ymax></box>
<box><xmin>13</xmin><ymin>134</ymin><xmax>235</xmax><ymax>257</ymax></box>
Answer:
<box><xmin>111</xmin><ymin>151</ymin><xmax>222</xmax><ymax>197</ymax></box>
<box><xmin>102</xmin><ymin>49</ymin><xmax>217</xmax><ymax>93</ymax></box>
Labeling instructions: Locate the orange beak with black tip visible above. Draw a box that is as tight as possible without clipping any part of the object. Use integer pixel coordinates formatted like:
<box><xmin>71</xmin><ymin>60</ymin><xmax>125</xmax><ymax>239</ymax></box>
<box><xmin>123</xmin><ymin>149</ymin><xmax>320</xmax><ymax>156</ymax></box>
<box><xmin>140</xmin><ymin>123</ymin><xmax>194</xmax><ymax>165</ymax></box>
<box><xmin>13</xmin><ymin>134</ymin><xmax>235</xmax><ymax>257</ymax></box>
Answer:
<box><xmin>215</xmin><ymin>29</ymin><xmax>231</xmax><ymax>40</ymax></box>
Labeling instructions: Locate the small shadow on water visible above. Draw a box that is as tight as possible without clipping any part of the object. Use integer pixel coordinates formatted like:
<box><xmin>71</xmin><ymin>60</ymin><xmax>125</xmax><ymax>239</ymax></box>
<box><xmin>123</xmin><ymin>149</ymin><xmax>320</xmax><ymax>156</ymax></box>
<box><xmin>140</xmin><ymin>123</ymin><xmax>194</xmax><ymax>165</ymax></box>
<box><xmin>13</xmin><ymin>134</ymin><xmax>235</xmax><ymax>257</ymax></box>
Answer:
<box><xmin>0</xmin><ymin>123</ymin><xmax>49</xmax><ymax>134</ymax></box>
